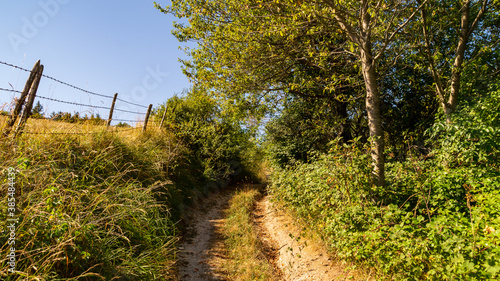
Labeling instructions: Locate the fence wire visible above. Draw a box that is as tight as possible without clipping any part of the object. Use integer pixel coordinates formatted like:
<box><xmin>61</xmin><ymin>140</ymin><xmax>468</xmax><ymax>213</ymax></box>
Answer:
<box><xmin>36</xmin><ymin>95</ymin><xmax>144</xmax><ymax>115</ymax></box>
<box><xmin>1</xmin><ymin>90</ymin><xmax>146</xmax><ymax>116</ymax></box>
<box><xmin>0</xmin><ymin>87</ymin><xmax>22</xmax><ymax>94</ymax></box>
<box><xmin>0</xmin><ymin>61</ymin><xmax>30</xmax><ymax>73</ymax></box>
<box><xmin>112</xmin><ymin>118</ymin><xmax>142</xmax><ymax>123</ymax></box>
<box><xmin>37</xmin><ymin>95</ymin><xmax>112</xmax><ymax>110</ymax></box>
<box><xmin>1</xmin><ymin>60</ymin><xmax>150</xmax><ymax>109</ymax></box>
<box><xmin>23</xmin><ymin>126</ymin><xmax>142</xmax><ymax>135</ymax></box>
<box><xmin>113</xmin><ymin>108</ymin><xmax>145</xmax><ymax>115</ymax></box>
<box><xmin>42</xmin><ymin>74</ymin><xmax>116</xmax><ymax>100</ymax></box>
<box><xmin>116</xmin><ymin>98</ymin><xmax>149</xmax><ymax>109</ymax></box>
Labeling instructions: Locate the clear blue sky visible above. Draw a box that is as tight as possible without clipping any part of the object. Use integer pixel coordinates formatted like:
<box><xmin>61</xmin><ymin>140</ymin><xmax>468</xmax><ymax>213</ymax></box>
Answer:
<box><xmin>0</xmin><ymin>0</ymin><xmax>192</xmax><ymax>125</ymax></box>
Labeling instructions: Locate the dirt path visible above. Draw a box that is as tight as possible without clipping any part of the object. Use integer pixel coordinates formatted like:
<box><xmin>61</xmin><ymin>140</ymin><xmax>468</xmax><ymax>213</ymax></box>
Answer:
<box><xmin>177</xmin><ymin>188</ymin><xmax>369</xmax><ymax>280</ymax></box>
<box><xmin>177</xmin><ymin>191</ymin><xmax>230</xmax><ymax>281</ymax></box>
<box><xmin>254</xmin><ymin>195</ymin><xmax>364</xmax><ymax>281</ymax></box>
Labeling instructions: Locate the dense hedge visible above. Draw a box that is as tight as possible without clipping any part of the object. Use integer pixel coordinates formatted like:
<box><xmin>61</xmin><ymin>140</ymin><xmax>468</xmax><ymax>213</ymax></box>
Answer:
<box><xmin>269</xmin><ymin>88</ymin><xmax>500</xmax><ymax>280</ymax></box>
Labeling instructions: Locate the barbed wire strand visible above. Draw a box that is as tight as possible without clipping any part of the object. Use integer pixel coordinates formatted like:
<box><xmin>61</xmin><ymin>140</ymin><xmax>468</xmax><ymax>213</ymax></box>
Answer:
<box><xmin>112</xmin><ymin>118</ymin><xmax>143</xmax><ymax>123</ymax></box>
<box><xmin>1</xmin><ymin>90</ymin><xmax>145</xmax><ymax>116</ymax></box>
<box><xmin>116</xmin><ymin>98</ymin><xmax>149</xmax><ymax>109</ymax></box>
<box><xmin>37</xmin><ymin>95</ymin><xmax>111</xmax><ymax>110</ymax></box>
<box><xmin>0</xmin><ymin>61</ymin><xmax>30</xmax><ymax>73</ymax></box>
<box><xmin>23</xmin><ymin>127</ymin><xmax>142</xmax><ymax>135</ymax></box>
<box><xmin>42</xmin><ymin>74</ymin><xmax>116</xmax><ymax>100</ymax></box>
<box><xmin>113</xmin><ymin>108</ymin><xmax>145</xmax><ymax>115</ymax></box>
<box><xmin>36</xmin><ymin>95</ymin><xmax>145</xmax><ymax>115</ymax></box>
<box><xmin>1</xmin><ymin>89</ymin><xmax>145</xmax><ymax>123</ymax></box>
<box><xmin>0</xmin><ymin>60</ymin><xmax>149</xmax><ymax>109</ymax></box>
<box><xmin>0</xmin><ymin>87</ymin><xmax>22</xmax><ymax>94</ymax></box>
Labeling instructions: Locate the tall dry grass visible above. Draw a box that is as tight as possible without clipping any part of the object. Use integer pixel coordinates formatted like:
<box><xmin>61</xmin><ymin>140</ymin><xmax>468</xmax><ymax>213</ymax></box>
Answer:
<box><xmin>221</xmin><ymin>185</ymin><xmax>275</xmax><ymax>280</ymax></box>
<box><xmin>0</xmin><ymin>118</ymin><xmax>184</xmax><ymax>280</ymax></box>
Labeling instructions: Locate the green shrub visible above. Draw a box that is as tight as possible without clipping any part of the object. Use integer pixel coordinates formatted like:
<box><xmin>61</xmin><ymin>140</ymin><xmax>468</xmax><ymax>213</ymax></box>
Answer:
<box><xmin>269</xmin><ymin>87</ymin><xmax>500</xmax><ymax>280</ymax></box>
<box><xmin>156</xmin><ymin>89</ymin><xmax>262</xmax><ymax>184</ymax></box>
<box><xmin>265</xmin><ymin>98</ymin><xmax>352</xmax><ymax>168</ymax></box>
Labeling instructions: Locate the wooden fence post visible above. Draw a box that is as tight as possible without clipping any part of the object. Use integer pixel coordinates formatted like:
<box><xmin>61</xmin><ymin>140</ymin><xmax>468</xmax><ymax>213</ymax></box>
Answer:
<box><xmin>143</xmin><ymin>104</ymin><xmax>153</xmax><ymax>132</ymax></box>
<box><xmin>2</xmin><ymin>60</ymin><xmax>40</xmax><ymax>136</ymax></box>
<box><xmin>14</xmin><ymin>65</ymin><xmax>44</xmax><ymax>138</ymax></box>
<box><xmin>107</xmin><ymin>93</ymin><xmax>118</xmax><ymax>128</ymax></box>
<box><xmin>159</xmin><ymin>105</ymin><xmax>167</xmax><ymax>129</ymax></box>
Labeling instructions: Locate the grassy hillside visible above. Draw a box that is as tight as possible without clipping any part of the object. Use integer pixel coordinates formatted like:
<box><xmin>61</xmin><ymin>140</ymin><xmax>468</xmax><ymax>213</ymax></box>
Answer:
<box><xmin>0</xmin><ymin>114</ymin><xmax>259</xmax><ymax>280</ymax></box>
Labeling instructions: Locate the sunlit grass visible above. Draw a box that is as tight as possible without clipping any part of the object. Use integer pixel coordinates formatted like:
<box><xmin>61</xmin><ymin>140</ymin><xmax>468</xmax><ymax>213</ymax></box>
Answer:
<box><xmin>0</xmin><ymin>117</ymin><xmax>180</xmax><ymax>280</ymax></box>
<box><xmin>221</xmin><ymin>185</ymin><xmax>275</xmax><ymax>281</ymax></box>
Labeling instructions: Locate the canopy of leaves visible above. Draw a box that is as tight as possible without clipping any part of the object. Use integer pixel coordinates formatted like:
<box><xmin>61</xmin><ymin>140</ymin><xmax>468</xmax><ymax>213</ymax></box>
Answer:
<box><xmin>156</xmin><ymin>0</ymin><xmax>365</xmax><ymax>111</ymax></box>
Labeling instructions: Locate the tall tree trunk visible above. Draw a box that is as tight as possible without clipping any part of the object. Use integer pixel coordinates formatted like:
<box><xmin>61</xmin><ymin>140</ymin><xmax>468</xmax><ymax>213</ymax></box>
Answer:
<box><xmin>327</xmin><ymin>0</ymin><xmax>389</xmax><ymax>186</ymax></box>
<box><xmin>361</xmin><ymin>50</ymin><xmax>385</xmax><ymax>186</ymax></box>
<box><xmin>360</xmin><ymin>1</ymin><xmax>385</xmax><ymax>186</ymax></box>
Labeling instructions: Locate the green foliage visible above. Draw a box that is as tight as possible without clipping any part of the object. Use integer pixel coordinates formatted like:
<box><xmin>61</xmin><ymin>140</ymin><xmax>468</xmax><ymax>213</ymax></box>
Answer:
<box><xmin>49</xmin><ymin>111</ymin><xmax>105</xmax><ymax>125</ymax></box>
<box><xmin>155</xmin><ymin>89</ymin><xmax>261</xmax><ymax>183</ymax></box>
<box><xmin>427</xmin><ymin>84</ymin><xmax>500</xmax><ymax>168</ymax></box>
<box><xmin>265</xmin><ymin>98</ymin><xmax>354</xmax><ymax>168</ymax></box>
<box><xmin>157</xmin><ymin>0</ymin><xmax>363</xmax><ymax>116</ymax></box>
<box><xmin>31</xmin><ymin>101</ymin><xmax>44</xmax><ymax>119</ymax></box>
<box><xmin>269</xmin><ymin>87</ymin><xmax>500</xmax><ymax>280</ymax></box>
<box><xmin>380</xmin><ymin>60</ymin><xmax>439</xmax><ymax>157</ymax></box>
<box><xmin>115</xmin><ymin>121</ymin><xmax>131</xmax><ymax>127</ymax></box>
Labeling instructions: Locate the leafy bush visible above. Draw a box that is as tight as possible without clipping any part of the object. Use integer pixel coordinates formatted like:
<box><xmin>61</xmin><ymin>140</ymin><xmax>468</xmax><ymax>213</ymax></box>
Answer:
<box><xmin>265</xmin><ymin>98</ymin><xmax>353</xmax><ymax>168</ymax></box>
<box><xmin>427</xmin><ymin>85</ymin><xmax>500</xmax><ymax>168</ymax></box>
<box><xmin>156</xmin><ymin>89</ymin><xmax>261</xmax><ymax>183</ymax></box>
<box><xmin>269</xmin><ymin>87</ymin><xmax>500</xmax><ymax>280</ymax></box>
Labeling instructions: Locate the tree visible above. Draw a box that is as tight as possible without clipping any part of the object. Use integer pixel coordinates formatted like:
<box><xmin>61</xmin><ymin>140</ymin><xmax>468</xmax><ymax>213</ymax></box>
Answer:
<box><xmin>416</xmin><ymin>0</ymin><xmax>497</xmax><ymax>123</ymax></box>
<box><xmin>318</xmin><ymin>0</ymin><xmax>430</xmax><ymax>186</ymax></box>
<box><xmin>31</xmin><ymin>101</ymin><xmax>44</xmax><ymax>119</ymax></box>
<box><xmin>158</xmin><ymin>0</ymin><xmax>430</xmax><ymax>186</ymax></box>
<box><xmin>157</xmin><ymin>0</ymin><xmax>362</xmax><ymax>119</ymax></box>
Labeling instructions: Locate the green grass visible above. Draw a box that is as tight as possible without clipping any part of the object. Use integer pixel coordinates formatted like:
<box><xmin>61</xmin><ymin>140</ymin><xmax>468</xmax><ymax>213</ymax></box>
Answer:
<box><xmin>0</xmin><ymin>119</ymin><xmax>192</xmax><ymax>280</ymax></box>
<box><xmin>220</xmin><ymin>185</ymin><xmax>275</xmax><ymax>280</ymax></box>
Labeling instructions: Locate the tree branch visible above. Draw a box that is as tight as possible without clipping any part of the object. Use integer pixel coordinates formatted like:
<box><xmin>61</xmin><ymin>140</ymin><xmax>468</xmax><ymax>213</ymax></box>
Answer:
<box><xmin>374</xmin><ymin>0</ymin><xmax>430</xmax><ymax>61</ymax></box>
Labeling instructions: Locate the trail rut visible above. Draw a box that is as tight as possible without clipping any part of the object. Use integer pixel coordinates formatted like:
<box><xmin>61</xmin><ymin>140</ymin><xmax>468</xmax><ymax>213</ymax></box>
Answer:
<box><xmin>177</xmin><ymin>188</ymin><xmax>370</xmax><ymax>280</ymax></box>
<box><xmin>254</xmin><ymin>196</ymin><xmax>362</xmax><ymax>281</ymax></box>
<box><xmin>177</xmin><ymin>191</ymin><xmax>230</xmax><ymax>281</ymax></box>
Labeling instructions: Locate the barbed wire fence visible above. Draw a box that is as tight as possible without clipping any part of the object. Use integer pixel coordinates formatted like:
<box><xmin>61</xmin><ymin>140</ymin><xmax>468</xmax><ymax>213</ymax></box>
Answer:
<box><xmin>0</xmin><ymin>60</ymin><xmax>157</xmax><ymax>138</ymax></box>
